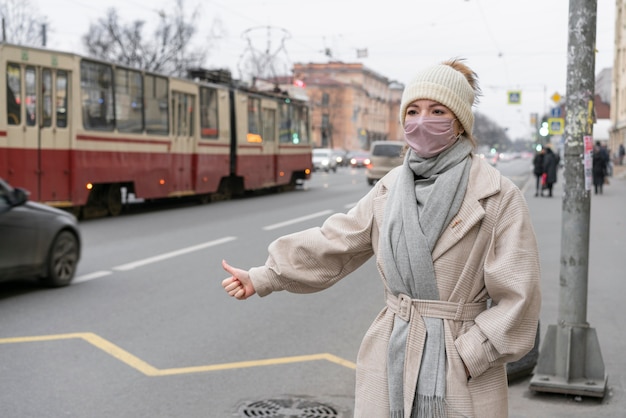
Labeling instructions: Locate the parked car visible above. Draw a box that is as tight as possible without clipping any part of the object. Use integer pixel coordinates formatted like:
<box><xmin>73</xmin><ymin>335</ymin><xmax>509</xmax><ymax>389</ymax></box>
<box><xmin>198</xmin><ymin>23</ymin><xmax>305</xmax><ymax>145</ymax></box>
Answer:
<box><xmin>366</xmin><ymin>140</ymin><xmax>406</xmax><ymax>185</ymax></box>
<box><xmin>348</xmin><ymin>151</ymin><xmax>371</xmax><ymax>168</ymax></box>
<box><xmin>312</xmin><ymin>148</ymin><xmax>338</xmax><ymax>172</ymax></box>
<box><xmin>0</xmin><ymin>178</ymin><xmax>81</xmax><ymax>287</ymax></box>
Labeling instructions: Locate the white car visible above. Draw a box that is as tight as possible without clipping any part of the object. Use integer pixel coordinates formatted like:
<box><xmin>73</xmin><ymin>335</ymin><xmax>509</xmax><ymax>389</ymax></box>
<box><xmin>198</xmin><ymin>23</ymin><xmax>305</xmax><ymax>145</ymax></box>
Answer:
<box><xmin>312</xmin><ymin>148</ymin><xmax>338</xmax><ymax>172</ymax></box>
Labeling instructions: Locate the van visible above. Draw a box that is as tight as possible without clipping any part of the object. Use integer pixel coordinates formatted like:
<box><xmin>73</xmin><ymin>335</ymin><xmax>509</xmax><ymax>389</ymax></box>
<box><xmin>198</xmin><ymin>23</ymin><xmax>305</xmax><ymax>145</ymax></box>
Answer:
<box><xmin>365</xmin><ymin>140</ymin><xmax>406</xmax><ymax>185</ymax></box>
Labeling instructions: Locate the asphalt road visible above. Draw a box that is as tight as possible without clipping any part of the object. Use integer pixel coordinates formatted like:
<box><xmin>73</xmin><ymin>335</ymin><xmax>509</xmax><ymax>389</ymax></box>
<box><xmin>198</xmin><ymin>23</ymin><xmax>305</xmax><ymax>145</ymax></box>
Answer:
<box><xmin>0</xmin><ymin>166</ymin><xmax>385</xmax><ymax>417</ymax></box>
<box><xmin>4</xmin><ymin>157</ymin><xmax>611</xmax><ymax>418</ymax></box>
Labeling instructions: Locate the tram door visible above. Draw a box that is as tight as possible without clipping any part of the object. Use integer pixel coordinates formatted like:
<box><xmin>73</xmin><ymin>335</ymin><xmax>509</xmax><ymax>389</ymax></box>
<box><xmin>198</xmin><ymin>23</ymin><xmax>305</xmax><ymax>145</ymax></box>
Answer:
<box><xmin>37</xmin><ymin>68</ymin><xmax>72</xmax><ymax>204</ymax></box>
<box><xmin>171</xmin><ymin>91</ymin><xmax>195</xmax><ymax>193</ymax></box>
<box><xmin>6</xmin><ymin>63</ymin><xmax>71</xmax><ymax>203</ymax></box>
<box><xmin>260</xmin><ymin>105</ymin><xmax>277</xmax><ymax>185</ymax></box>
<box><xmin>236</xmin><ymin>94</ymin><xmax>278</xmax><ymax>189</ymax></box>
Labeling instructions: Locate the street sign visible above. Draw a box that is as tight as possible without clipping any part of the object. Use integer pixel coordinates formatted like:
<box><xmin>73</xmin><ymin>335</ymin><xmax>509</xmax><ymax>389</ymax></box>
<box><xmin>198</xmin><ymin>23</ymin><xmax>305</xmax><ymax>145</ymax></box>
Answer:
<box><xmin>508</xmin><ymin>90</ymin><xmax>522</xmax><ymax>104</ymax></box>
<box><xmin>550</xmin><ymin>107</ymin><xmax>562</xmax><ymax>117</ymax></box>
<box><xmin>548</xmin><ymin>117</ymin><xmax>564</xmax><ymax>135</ymax></box>
<box><xmin>551</xmin><ymin>92</ymin><xmax>561</xmax><ymax>103</ymax></box>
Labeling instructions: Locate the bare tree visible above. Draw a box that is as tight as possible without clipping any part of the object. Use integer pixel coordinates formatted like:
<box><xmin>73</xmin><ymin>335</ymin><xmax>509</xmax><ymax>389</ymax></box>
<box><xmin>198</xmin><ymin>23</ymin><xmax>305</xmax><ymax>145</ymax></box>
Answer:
<box><xmin>82</xmin><ymin>0</ymin><xmax>221</xmax><ymax>77</ymax></box>
<box><xmin>0</xmin><ymin>0</ymin><xmax>47</xmax><ymax>46</ymax></box>
<box><xmin>474</xmin><ymin>112</ymin><xmax>513</xmax><ymax>150</ymax></box>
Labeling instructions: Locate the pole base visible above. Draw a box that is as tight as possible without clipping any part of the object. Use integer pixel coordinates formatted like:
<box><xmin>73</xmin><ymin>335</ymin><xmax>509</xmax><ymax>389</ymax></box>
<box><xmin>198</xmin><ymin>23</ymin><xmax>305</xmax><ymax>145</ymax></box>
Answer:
<box><xmin>530</xmin><ymin>373</ymin><xmax>607</xmax><ymax>398</ymax></box>
<box><xmin>528</xmin><ymin>324</ymin><xmax>607</xmax><ymax>398</ymax></box>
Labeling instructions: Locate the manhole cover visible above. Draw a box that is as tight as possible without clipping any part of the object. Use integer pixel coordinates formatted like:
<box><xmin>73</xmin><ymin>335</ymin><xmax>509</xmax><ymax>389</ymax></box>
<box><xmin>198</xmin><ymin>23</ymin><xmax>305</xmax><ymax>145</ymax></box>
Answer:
<box><xmin>239</xmin><ymin>397</ymin><xmax>339</xmax><ymax>417</ymax></box>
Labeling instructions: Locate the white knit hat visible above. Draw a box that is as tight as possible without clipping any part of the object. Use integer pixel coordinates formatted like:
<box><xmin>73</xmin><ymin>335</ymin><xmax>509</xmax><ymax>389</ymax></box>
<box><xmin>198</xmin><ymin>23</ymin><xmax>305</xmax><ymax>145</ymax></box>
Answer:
<box><xmin>399</xmin><ymin>64</ymin><xmax>475</xmax><ymax>135</ymax></box>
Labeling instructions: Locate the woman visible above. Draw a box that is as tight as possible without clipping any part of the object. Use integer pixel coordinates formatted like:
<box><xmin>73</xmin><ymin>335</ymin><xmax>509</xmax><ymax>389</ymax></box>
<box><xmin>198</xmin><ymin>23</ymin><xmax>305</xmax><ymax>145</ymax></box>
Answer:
<box><xmin>532</xmin><ymin>148</ymin><xmax>545</xmax><ymax>197</ymax></box>
<box><xmin>592</xmin><ymin>141</ymin><xmax>608</xmax><ymax>194</ymax></box>
<box><xmin>222</xmin><ymin>59</ymin><xmax>541</xmax><ymax>418</ymax></box>
<box><xmin>542</xmin><ymin>146</ymin><xmax>559</xmax><ymax>197</ymax></box>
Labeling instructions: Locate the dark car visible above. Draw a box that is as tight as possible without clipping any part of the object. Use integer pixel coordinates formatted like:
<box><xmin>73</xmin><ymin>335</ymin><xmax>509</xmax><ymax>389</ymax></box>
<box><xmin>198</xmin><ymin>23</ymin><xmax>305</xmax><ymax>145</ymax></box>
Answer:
<box><xmin>348</xmin><ymin>151</ymin><xmax>371</xmax><ymax>168</ymax></box>
<box><xmin>0</xmin><ymin>178</ymin><xmax>81</xmax><ymax>287</ymax></box>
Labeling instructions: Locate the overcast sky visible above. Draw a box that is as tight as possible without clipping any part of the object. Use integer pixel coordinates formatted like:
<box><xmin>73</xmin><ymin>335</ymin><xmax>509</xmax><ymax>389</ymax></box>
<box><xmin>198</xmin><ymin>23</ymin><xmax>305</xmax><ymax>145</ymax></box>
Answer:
<box><xmin>36</xmin><ymin>0</ymin><xmax>616</xmax><ymax>140</ymax></box>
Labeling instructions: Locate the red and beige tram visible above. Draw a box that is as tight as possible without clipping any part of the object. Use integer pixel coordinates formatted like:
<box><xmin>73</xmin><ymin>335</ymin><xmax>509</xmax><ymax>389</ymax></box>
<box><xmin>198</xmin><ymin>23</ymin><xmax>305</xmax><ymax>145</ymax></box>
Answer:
<box><xmin>0</xmin><ymin>43</ymin><xmax>312</xmax><ymax>217</ymax></box>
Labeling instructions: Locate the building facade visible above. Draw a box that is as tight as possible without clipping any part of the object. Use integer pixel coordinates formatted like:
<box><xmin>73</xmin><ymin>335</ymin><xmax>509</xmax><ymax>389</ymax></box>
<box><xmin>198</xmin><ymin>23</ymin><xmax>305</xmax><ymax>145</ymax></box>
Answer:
<box><xmin>611</xmin><ymin>0</ymin><xmax>626</xmax><ymax>158</ymax></box>
<box><xmin>292</xmin><ymin>62</ymin><xmax>402</xmax><ymax>151</ymax></box>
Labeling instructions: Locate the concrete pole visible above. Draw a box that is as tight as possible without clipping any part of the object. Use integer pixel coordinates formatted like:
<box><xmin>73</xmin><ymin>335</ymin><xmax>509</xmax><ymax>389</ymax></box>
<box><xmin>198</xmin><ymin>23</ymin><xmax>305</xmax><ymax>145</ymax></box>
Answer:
<box><xmin>529</xmin><ymin>0</ymin><xmax>607</xmax><ymax>397</ymax></box>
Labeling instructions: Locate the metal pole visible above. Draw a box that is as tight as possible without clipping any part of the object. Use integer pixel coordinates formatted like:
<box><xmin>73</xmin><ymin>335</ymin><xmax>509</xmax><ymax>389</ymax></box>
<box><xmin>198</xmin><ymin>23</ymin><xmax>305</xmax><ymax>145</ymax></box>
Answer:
<box><xmin>530</xmin><ymin>0</ymin><xmax>607</xmax><ymax>398</ymax></box>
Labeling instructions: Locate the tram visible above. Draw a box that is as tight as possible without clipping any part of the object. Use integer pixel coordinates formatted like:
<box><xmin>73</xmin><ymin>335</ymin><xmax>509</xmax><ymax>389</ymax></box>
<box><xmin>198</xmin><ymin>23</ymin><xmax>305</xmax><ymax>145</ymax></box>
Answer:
<box><xmin>0</xmin><ymin>43</ymin><xmax>312</xmax><ymax>217</ymax></box>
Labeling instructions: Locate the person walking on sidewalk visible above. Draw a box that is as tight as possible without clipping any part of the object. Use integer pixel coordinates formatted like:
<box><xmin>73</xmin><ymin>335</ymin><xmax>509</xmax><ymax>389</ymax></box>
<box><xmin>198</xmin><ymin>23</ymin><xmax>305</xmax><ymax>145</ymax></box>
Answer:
<box><xmin>619</xmin><ymin>143</ymin><xmax>625</xmax><ymax>166</ymax></box>
<box><xmin>593</xmin><ymin>141</ymin><xmax>609</xmax><ymax>194</ymax></box>
<box><xmin>533</xmin><ymin>147</ymin><xmax>546</xmax><ymax>197</ymax></box>
<box><xmin>542</xmin><ymin>146</ymin><xmax>559</xmax><ymax>197</ymax></box>
<box><xmin>221</xmin><ymin>59</ymin><xmax>541</xmax><ymax>418</ymax></box>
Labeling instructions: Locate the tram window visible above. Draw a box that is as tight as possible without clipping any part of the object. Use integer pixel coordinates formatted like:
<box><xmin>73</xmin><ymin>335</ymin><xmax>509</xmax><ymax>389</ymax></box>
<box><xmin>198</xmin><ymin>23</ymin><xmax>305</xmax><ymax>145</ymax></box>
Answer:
<box><xmin>262</xmin><ymin>108</ymin><xmax>276</xmax><ymax>143</ymax></box>
<box><xmin>6</xmin><ymin>64</ymin><xmax>21</xmax><ymax>125</ymax></box>
<box><xmin>293</xmin><ymin>104</ymin><xmax>310</xmax><ymax>144</ymax></box>
<box><xmin>80</xmin><ymin>60</ymin><xmax>114</xmax><ymax>131</ymax></box>
<box><xmin>278</xmin><ymin>102</ymin><xmax>292</xmax><ymax>143</ymax></box>
<box><xmin>247</xmin><ymin>97</ymin><xmax>262</xmax><ymax>143</ymax></box>
<box><xmin>200</xmin><ymin>87</ymin><xmax>218</xmax><ymax>138</ymax></box>
<box><xmin>145</xmin><ymin>75</ymin><xmax>168</xmax><ymax>135</ymax></box>
<box><xmin>115</xmin><ymin>68</ymin><xmax>143</xmax><ymax>133</ymax></box>
<box><xmin>25</xmin><ymin>67</ymin><xmax>37</xmax><ymax>127</ymax></box>
<box><xmin>56</xmin><ymin>71</ymin><xmax>68</xmax><ymax>128</ymax></box>
<box><xmin>173</xmin><ymin>91</ymin><xmax>194</xmax><ymax>137</ymax></box>
<box><xmin>42</xmin><ymin>69</ymin><xmax>53</xmax><ymax>128</ymax></box>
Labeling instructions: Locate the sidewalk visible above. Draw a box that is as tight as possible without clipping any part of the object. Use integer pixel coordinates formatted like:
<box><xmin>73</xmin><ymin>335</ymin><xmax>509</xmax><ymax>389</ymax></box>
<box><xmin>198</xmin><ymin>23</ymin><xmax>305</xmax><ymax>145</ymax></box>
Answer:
<box><xmin>507</xmin><ymin>165</ymin><xmax>626</xmax><ymax>417</ymax></box>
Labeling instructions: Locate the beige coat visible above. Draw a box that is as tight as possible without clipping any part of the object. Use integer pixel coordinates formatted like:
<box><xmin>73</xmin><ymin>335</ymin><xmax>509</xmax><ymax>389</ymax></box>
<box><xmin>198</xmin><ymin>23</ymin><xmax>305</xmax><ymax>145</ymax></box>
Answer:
<box><xmin>249</xmin><ymin>156</ymin><xmax>541</xmax><ymax>417</ymax></box>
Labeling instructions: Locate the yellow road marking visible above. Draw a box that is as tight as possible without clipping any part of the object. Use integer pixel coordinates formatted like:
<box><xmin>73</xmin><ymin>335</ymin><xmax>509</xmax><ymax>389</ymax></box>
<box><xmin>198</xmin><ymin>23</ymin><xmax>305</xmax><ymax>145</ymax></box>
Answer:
<box><xmin>0</xmin><ymin>332</ymin><xmax>356</xmax><ymax>376</ymax></box>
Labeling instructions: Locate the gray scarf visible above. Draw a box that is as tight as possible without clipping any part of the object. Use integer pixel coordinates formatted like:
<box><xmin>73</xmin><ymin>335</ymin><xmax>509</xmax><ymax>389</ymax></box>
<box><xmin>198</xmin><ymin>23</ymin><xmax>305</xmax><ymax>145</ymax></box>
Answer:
<box><xmin>382</xmin><ymin>139</ymin><xmax>472</xmax><ymax>418</ymax></box>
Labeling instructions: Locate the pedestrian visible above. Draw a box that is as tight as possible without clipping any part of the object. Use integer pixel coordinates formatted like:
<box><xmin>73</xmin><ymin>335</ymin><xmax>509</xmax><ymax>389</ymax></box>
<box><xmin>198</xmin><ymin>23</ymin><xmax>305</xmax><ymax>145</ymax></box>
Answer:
<box><xmin>593</xmin><ymin>141</ymin><xmax>609</xmax><ymax>194</ymax></box>
<box><xmin>619</xmin><ymin>143</ymin><xmax>625</xmax><ymax>166</ymax></box>
<box><xmin>532</xmin><ymin>148</ymin><xmax>546</xmax><ymax>197</ymax></box>
<box><xmin>542</xmin><ymin>146</ymin><xmax>559</xmax><ymax>197</ymax></box>
<box><xmin>221</xmin><ymin>59</ymin><xmax>541</xmax><ymax>418</ymax></box>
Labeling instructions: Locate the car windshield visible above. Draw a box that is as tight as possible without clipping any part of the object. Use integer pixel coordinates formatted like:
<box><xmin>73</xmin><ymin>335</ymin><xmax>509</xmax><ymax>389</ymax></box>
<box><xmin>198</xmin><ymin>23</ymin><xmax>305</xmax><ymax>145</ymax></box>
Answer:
<box><xmin>313</xmin><ymin>150</ymin><xmax>331</xmax><ymax>157</ymax></box>
<box><xmin>372</xmin><ymin>144</ymin><xmax>403</xmax><ymax>157</ymax></box>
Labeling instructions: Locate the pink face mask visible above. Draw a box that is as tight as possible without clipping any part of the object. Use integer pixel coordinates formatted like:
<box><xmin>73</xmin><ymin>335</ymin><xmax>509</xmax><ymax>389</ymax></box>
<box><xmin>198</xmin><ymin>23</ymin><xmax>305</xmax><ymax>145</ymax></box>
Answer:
<box><xmin>404</xmin><ymin>117</ymin><xmax>459</xmax><ymax>158</ymax></box>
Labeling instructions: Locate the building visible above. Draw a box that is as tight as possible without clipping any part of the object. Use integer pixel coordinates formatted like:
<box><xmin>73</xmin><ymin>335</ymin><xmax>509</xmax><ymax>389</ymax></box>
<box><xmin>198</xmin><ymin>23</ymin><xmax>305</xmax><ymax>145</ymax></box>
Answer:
<box><xmin>611</xmin><ymin>0</ymin><xmax>626</xmax><ymax>158</ymax></box>
<box><xmin>595</xmin><ymin>67</ymin><xmax>612</xmax><ymax>146</ymax></box>
<box><xmin>292</xmin><ymin>62</ymin><xmax>402</xmax><ymax>151</ymax></box>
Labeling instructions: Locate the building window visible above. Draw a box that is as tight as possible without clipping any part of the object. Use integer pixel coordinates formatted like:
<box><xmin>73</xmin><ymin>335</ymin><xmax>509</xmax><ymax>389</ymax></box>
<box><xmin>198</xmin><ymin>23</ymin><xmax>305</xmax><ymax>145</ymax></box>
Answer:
<box><xmin>322</xmin><ymin>93</ymin><xmax>329</xmax><ymax>106</ymax></box>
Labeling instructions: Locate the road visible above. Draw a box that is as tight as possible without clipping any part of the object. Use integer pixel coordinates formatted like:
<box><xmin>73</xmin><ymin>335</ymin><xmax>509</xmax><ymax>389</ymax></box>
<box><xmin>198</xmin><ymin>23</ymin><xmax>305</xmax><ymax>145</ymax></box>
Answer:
<box><xmin>1</xmin><ymin>159</ymin><xmax>537</xmax><ymax>417</ymax></box>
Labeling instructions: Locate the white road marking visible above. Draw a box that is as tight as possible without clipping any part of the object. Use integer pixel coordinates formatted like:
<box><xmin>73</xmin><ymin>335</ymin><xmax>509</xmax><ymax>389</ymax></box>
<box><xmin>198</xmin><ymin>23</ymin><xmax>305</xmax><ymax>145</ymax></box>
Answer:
<box><xmin>113</xmin><ymin>236</ymin><xmax>237</xmax><ymax>271</ymax></box>
<box><xmin>262</xmin><ymin>210</ymin><xmax>334</xmax><ymax>231</ymax></box>
<box><xmin>73</xmin><ymin>270</ymin><xmax>112</xmax><ymax>283</ymax></box>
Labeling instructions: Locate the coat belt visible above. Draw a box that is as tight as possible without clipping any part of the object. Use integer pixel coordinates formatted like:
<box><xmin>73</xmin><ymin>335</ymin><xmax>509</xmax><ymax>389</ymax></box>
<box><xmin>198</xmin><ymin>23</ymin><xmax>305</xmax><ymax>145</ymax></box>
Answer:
<box><xmin>386</xmin><ymin>292</ymin><xmax>488</xmax><ymax>322</ymax></box>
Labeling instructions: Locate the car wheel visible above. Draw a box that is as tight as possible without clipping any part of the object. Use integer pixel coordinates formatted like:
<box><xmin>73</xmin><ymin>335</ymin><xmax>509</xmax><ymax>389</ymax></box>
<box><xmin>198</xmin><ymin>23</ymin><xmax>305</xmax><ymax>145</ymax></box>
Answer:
<box><xmin>41</xmin><ymin>230</ymin><xmax>79</xmax><ymax>287</ymax></box>
<box><xmin>367</xmin><ymin>178</ymin><xmax>375</xmax><ymax>185</ymax></box>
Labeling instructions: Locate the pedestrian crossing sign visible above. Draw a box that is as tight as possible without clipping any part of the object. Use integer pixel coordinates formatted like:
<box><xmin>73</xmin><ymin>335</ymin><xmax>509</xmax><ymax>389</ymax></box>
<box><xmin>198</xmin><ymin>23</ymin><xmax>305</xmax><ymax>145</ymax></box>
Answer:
<box><xmin>548</xmin><ymin>118</ymin><xmax>564</xmax><ymax>135</ymax></box>
<box><xmin>508</xmin><ymin>91</ymin><xmax>522</xmax><ymax>104</ymax></box>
